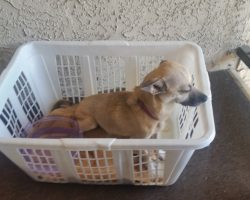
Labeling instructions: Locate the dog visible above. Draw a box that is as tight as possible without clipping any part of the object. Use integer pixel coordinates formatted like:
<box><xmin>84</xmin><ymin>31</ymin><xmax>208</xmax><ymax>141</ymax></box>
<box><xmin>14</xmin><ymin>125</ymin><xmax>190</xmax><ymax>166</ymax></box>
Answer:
<box><xmin>49</xmin><ymin>60</ymin><xmax>207</xmax><ymax>139</ymax></box>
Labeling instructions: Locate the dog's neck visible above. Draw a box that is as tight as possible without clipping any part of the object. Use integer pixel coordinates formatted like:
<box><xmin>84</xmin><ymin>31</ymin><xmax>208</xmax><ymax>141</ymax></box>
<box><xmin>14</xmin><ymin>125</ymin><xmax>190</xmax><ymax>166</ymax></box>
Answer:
<box><xmin>128</xmin><ymin>87</ymin><xmax>169</xmax><ymax>120</ymax></box>
<box><xmin>137</xmin><ymin>98</ymin><xmax>159</xmax><ymax>120</ymax></box>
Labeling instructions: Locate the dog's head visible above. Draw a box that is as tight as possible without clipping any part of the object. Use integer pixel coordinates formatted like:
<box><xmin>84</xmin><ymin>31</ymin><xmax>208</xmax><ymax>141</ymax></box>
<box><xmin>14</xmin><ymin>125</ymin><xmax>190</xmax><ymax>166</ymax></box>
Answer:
<box><xmin>140</xmin><ymin>60</ymin><xmax>207</xmax><ymax>107</ymax></box>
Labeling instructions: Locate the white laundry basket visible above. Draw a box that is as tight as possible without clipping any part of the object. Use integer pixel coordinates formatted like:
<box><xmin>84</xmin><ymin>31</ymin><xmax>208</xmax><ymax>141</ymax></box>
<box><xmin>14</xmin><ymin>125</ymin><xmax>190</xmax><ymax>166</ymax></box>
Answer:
<box><xmin>0</xmin><ymin>41</ymin><xmax>215</xmax><ymax>185</ymax></box>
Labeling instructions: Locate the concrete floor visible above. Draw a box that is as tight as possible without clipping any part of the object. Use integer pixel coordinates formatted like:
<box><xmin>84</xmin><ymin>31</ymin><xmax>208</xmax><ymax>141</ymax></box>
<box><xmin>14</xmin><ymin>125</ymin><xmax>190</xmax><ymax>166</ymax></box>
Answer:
<box><xmin>0</xmin><ymin>70</ymin><xmax>249</xmax><ymax>200</ymax></box>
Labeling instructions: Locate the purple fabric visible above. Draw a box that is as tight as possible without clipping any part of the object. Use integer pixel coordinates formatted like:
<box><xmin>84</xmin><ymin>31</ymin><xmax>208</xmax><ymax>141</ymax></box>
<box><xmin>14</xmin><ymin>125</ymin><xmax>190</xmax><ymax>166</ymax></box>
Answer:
<box><xmin>25</xmin><ymin>115</ymin><xmax>81</xmax><ymax>138</ymax></box>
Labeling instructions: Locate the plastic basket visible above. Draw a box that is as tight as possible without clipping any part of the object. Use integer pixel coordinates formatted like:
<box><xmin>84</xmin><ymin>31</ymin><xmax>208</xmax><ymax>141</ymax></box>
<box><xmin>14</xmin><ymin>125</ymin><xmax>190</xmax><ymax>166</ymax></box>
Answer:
<box><xmin>0</xmin><ymin>41</ymin><xmax>215</xmax><ymax>185</ymax></box>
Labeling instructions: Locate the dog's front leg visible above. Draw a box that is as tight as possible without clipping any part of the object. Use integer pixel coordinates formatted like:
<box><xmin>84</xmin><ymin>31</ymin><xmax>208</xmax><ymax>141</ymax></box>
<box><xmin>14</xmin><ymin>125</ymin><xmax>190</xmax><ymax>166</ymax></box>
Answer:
<box><xmin>147</xmin><ymin>121</ymin><xmax>165</xmax><ymax>139</ymax></box>
<box><xmin>77</xmin><ymin>116</ymin><xmax>98</xmax><ymax>133</ymax></box>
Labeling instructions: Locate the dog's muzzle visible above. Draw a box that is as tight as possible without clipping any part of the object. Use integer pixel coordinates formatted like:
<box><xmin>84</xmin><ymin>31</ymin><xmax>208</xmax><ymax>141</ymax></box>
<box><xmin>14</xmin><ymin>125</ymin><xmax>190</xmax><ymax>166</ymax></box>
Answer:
<box><xmin>179</xmin><ymin>89</ymin><xmax>208</xmax><ymax>107</ymax></box>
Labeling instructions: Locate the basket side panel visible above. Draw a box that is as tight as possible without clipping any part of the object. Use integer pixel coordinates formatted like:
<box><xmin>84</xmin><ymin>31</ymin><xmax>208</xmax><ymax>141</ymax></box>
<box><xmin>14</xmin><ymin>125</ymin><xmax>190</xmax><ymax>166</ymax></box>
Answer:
<box><xmin>0</xmin><ymin>144</ymin><xmax>67</xmax><ymax>183</ymax></box>
<box><xmin>0</xmin><ymin>62</ymin><xmax>46</xmax><ymax>137</ymax></box>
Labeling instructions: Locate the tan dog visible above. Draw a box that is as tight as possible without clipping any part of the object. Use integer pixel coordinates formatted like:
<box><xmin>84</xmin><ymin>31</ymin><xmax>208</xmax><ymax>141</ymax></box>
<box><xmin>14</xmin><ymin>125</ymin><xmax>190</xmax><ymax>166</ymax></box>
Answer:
<box><xmin>50</xmin><ymin>60</ymin><xmax>207</xmax><ymax>139</ymax></box>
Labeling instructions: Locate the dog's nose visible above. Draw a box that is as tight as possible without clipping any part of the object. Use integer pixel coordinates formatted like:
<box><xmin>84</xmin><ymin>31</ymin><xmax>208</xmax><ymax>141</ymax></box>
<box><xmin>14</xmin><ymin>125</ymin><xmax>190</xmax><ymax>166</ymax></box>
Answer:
<box><xmin>180</xmin><ymin>90</ymin><xmax>208</xmax><ymax>107</ymax></box>
<box><xmin>199</xmin><ymin>93</ymin><xmax>208</xmax><ymax>103</ymax></box>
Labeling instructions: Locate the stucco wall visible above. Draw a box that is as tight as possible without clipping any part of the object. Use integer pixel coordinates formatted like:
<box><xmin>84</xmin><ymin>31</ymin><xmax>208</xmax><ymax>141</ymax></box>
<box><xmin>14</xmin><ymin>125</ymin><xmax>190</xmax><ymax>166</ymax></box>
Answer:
<box><xmin>0</xmin><ymin>0</ymin><xmax>250</xmax><ymax>61</ymax></box>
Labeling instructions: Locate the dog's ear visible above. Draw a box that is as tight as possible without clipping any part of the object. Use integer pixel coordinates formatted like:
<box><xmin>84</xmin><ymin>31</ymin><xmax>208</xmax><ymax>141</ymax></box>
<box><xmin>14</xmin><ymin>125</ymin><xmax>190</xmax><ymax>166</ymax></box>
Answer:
<box><xmin>140</xmin><ymin>78</ymin><xmax>167</xmax><ymax>95</ymax></box>
<box><xmin>160</xmin><ymin>60</ymin><xmax>167</xmax><ymax>64</ymax></box>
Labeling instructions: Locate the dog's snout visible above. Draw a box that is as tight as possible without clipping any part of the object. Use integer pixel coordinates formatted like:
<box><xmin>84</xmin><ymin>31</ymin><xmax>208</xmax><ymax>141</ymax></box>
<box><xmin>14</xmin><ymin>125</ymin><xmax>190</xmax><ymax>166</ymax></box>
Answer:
<box><xmin>179</xmin><ymin>89</ymin><xmax>208</xmax><ymax>107</ymax></box>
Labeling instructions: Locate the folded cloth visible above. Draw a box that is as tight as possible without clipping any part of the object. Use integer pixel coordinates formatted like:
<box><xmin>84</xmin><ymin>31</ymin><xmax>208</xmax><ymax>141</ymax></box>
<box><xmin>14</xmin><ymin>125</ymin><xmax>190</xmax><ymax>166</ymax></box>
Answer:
<box><xmin>24</xmin><ymin>115</ymin><xmax>81</xmax><ymax>138</ymax></box>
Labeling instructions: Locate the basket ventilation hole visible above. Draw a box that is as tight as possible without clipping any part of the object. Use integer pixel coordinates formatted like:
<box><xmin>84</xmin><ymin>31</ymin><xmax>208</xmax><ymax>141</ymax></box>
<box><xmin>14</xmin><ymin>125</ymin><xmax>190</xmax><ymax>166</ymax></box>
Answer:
<box><xmin>14</xmin><ymin>72</ymin><xmax>43</xmax><ymax>123</ymax></box>
<box><xmin>94</xmin><ymin>56</ymin><xmax>126</xmax><ymax>94</ymax></box>
<box><xmin>132</xmin><ymin>149</ymin><xmax>165</xmax><ymax>185</ymax></box>
<box><xmin>0</xmin><ymin>99</ymin><xmax>24</xmax><ymax>137</ymax></box>
<box><xmin>70</xmin><ymin>150</ymin><xmax>117</xmax><ymax>183</ymax></box>
<box><xmin>56</xmin><ymin>55</ymin><xmax>84</xmax><ymax>104</ymax></box>
<box><xmin>185</xmin><ymin>108</ymin><xmax>199</xmax><ymax>139</ymax></box>
<box><xmin>18</xmin><ymin>148</ymin><xmax>64</xmax><ymax>182</ymax></box>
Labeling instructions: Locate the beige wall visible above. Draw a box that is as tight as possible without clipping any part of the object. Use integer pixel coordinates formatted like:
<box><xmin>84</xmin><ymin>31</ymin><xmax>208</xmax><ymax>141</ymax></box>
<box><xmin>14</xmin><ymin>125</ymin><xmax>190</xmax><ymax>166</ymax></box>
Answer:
<box><xmin>1</xmin><ymin>0</ymin><xmax>250</xmax><ymax>61</ymax></box>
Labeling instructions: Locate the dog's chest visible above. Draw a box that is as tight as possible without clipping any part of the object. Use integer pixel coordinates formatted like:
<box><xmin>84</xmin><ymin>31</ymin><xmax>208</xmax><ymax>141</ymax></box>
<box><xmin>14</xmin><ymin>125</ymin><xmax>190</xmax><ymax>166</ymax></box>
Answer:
<box><xmin>134</xmin><ymin>116</ymin><xmax>159</xmax><ymax>138</ymax></box>
<box><xmin>158</xmin><ymin>102</ymin><xmax>174</xmax><ymax>120</ymax></box>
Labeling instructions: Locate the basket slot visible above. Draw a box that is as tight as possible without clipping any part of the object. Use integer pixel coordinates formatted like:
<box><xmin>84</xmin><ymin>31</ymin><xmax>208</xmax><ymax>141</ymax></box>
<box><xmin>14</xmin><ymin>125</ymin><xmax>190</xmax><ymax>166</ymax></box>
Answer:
<box><xmin>56</xmin><ymin>55</ymin><xmax>85</xmax><ymax>103</ymax></box>
<box><xmin>0</xmin><ymin>99</ymin><xmax>25</xmax><ymax>137</ymax></box>
<box><xmin>132</xmin><ymin>149</ymin><xmax>166</xmax><ymax>185</ymax></box>
<box><xmin>184</xmin><ymin>108</ymin><xmax>199</xmax><ymax>139</ymax></box>
<box><xmin>179</xmin><ymin>106</ymin><xmax>200</xmax><ymax>139</ymax></box>
<box><xmin>18</xmin><ymin>148</ymin><xmax>65</xmax><ymax>182</ymax></box>
<box><xmin>13</xmin><ymin>72</ymin><xmax>43</xmax><ymax>123</ymax></box>
<box><xmin>94</xmin><ymin>56</ymin><xmax>126</xmax><ymax>93</ymax></box>
<box><xmin>69</xmin><ymin>150</ymin><xmax>117</xmax><ymax>183</ymax></box>
<box><xmin>178</xmin><ymin>106</ymin><xmax>190</xmax><ymax>131</ymax></box>
<box><xmin>92</xmin><ymin>55</ymin><xmax>165</xmax><ymax>93</ymax></box>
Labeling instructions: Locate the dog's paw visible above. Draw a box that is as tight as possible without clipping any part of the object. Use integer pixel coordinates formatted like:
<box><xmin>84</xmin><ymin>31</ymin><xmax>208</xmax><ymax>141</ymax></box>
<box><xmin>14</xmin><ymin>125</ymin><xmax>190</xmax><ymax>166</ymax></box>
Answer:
<box><xmin>150</xmin><ymin>150</ymin><xmax>166</xmax><ymax>162</ymax></box>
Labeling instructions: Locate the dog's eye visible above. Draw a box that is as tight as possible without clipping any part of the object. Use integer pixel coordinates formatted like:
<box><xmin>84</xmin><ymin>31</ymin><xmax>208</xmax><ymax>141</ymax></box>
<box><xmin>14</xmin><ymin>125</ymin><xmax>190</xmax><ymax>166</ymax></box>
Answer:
<box><xmin>153</xmin><ymin>84</ymin><xmax>162</xmax><ymax>91</ymax></box>
<box><xmin>179</xmin><ymin>85</ymin><xmax>192</xmax><ymax>93</ymax></box>
<box><xmin>179</xmin><ymin>89</ymin><xmax>190</xmax><ymax>93</ymax></box>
